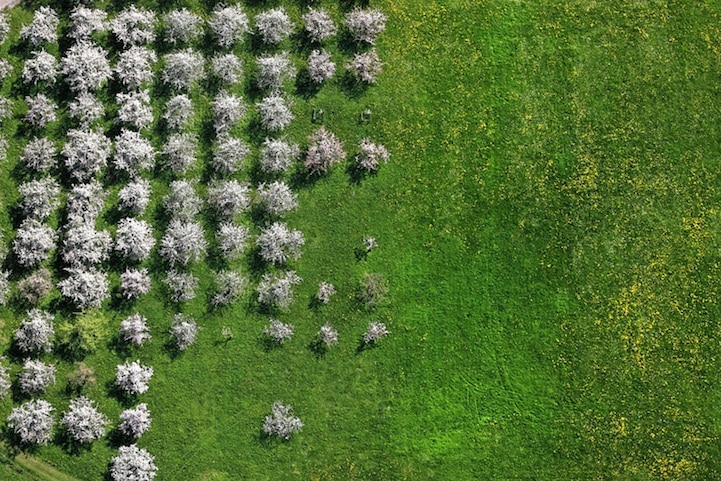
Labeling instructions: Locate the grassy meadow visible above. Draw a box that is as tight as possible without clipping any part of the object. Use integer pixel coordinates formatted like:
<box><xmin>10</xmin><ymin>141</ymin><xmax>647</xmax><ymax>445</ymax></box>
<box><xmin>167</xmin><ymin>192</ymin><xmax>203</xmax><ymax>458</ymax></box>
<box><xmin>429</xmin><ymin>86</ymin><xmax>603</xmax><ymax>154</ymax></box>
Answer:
<box><xmin>0</xmin><ymin>0</ymin><xmax>719</xmax><ymax>480</ymax></box>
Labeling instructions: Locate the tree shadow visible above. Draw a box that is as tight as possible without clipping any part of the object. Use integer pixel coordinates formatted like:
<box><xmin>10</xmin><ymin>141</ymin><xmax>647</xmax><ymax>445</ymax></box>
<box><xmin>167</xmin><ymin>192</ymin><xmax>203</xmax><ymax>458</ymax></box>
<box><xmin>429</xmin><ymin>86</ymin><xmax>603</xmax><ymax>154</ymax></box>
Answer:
<box><xmin>288</xmin><ymin>162</ymin><xmax>319</xmax><ymax>190</ymax></box>
<box><xmin>294</xmin><ymin>67</ymin><xmax>322</xmax><ymax>100</ymax></box>
<box><xmin>346</xmin><ymin>160</ymin><xmax>373</xmax><ymax>185</ymax></box>
<box><xmin>108</xmin><ymin>335</ymin><xmax>132</xmax><ymax>360</ymax></box>
<box><xmin>338</xmin><ymin>71</ymin><xmax>370</xmax><ymax>99</ymax></box>
<box><xmin>54</xmin><ymin>427</ymin><xmax>93</xmax><ymax>456</ymax></box>
<box><xmin>307</xmin><ymin>338</ymin><xmax>328</xmax><ymax>359</ymax></box>
<box><xmin>162</xmin><ymin>338</ymin><xmax>184</xmax><ymax>360</ymax></box>
<box><xmin>106</xmin><ymin>379</ymin><xmax>137</xmax><ymax>408</ymax></box>
<box><xmin>106</xmin><ymin>426</ymin><xmax>137</xmax><ymax>449</ymax></box>
<box><xmin>355</xmin><ymin>337</ymin><xmax>374</xmax><ymax>354</ymax></box>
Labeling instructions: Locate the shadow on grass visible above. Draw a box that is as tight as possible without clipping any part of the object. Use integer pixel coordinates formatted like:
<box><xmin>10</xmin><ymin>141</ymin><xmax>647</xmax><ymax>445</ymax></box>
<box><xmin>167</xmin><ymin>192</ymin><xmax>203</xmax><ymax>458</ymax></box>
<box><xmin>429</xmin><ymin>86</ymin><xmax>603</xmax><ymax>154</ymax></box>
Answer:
<box><xmin>338</xmin><ymin>71</ymin><xmax>370</xmax><ymax>99</ymax></box>
<box><xmin>294</xmin><ymin>67</ymin><xmax>322</xmax><ymax>100</ymax></box>
<box><xmin>54</xmin><ymin>427</ymin><xmax>93</xmax><ymax>456</ymax></box>
<box><xmin>307</xmin><ymin>338</ymin><xmax>328</xmax><ymax>359</ymax></box>
<box><xmin>106</xmin><ymin>380</ymin><xmax>137</xmax><ymax>409</ymax></box>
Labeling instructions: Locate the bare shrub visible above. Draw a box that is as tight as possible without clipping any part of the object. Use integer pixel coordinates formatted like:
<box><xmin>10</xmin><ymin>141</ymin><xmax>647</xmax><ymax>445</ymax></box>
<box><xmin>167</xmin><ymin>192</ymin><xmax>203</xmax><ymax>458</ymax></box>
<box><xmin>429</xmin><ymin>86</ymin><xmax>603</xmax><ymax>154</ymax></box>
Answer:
<box><xmin>66</xmin><ymin>362</ymin><xmax>96</xmax><ymax>392</ymax></box>
<box><xmin>358</xmin><ymin>273</ymin><xmax>388</xmax><ymax>307</ymax></box>
<box><xmin>17</xmin><ymin>269</ymin><xmax>53</xmax><ymax>304</ymax></box>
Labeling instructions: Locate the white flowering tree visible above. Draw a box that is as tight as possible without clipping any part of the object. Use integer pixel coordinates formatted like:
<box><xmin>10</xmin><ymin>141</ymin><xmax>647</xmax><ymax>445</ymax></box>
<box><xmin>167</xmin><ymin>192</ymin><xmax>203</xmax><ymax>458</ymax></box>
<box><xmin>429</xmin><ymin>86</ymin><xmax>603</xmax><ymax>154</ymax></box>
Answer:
<box><xmin>344</xmin><ymin>9</ymin><xmax>387</xmax><ymax>44</ymax></box>
<box><xmin>257</xmin><ymin>181</ymin><xmax>297</xmax><ymax>216</ymax></box>
<box><xmin>216</xmin><ymin>223</ymin><xmax>250</xmax><ymax>261</ymax></box>
<box><xmin>110</xmin><ymin>6</ymin><xmax>156</xmax><ymax>47</ymax></box>
<box><xmin>0</xmin><ymin>363</ymin><xmax>10</xmax><ymax>398</ymax></box>
<box><xmin>213</xmin><ymin>90</ymin><xmax>246</xmax><ymax>134</ymax></box>
<box><xmin>119</xmin><ymin>313</ymin><xmax>151</xmax><ymax>346</ymax></box>
<box><xmin>212</xmin><ymin>136</ymin><xmax>250</xmax><ymax>174</ymax></box>
<box><xmin>119</xmin><ymin>268</ymin><xmax>152</xmax><ymax>300</ymax></box>
<box><xmin>161</xmin><ymin>219</ymin><xmax>207</xmax><ymax>266</ymax></box>
<box><xmin>115</xmin><ymin>46</ymin><xmax>157</xmax><ymax>90</ymax></box>
<box><xmin>316</xmin><ymin>282</ymin><xmax>336</xmax><ymax>304</ymax></box>
<box><xmin>24</xmin><ymin>94</ymin><xmax>56</xmax><ymax>128</ymax></box>
<box><xmin>19</xmin><ymin>359</ymin><xmax>56</xmax><ymax>395</ymax></box>
<box><xmin>211</xmin><ymin>53</ymin><xmax>244</xmax><ymax>85</ymax></box>
<box><xmin>21</xmin><ymin>137</ymin><xmax>56</xmax><ymax>172</ymax></box>
<box><xmin>207</xmin><ymin>180</ymin><xmax>251</xmax><ymax>218</ymax></box>
<box><xmin>256</xmin><ymin>95</ymin><xmax>294</xmax><ymax>132</ymax></box>
<box><xmin>256</xmin><ymin>222</ymin><xmax>305</xmax><ymax>265</ymax></box>
<box><xmin>116</xmin><ymin>90</ymin><xmax>154</xmax><ymax>130</ymax></box>
<box><xmin>62</xmin><ymin>129</ymin><xmax>112</xmax><ymax>182</ymax></box>
<box><xmin>256</xmin><ymin>271</ymin><xmax>301</xmax><ymax>309</ymax></box>
<box><xmin>23</xmin><ymin>50</ymin><xmax>57</xmax><ymax>85</ymax></box>
<box><xmin>162</xmin><ymin>49</ymin><xmax>204</xmax><ymax>90</ymax></box>
<box><xmin>305</xmin><ymin>127</ymin><xmax>345</xmax><ymax>174</ymax></box>
<box><xmin>18</xmin><ymin>177</ymin><xmax>61</xmax><ymax>220</ymax></box>
<box><xmin>115</xmin><ymin>218</ymin><xmax>155</xmax><ymax>262</ymax></box>
<box><xmin>355</xmin><ymin>139</ymin><xmax>390</xmax><ymax>172</ymax></box>
<box><xmin>307</xmin><ymin>49</ymin><xmax>336</xmax><ymax>83</ymax></box>
<box><xmin>364</xmin><ymin>321</ymin><xmax>390</xmax><ymax>344</ymax></box>
<box><xmin>163</xmin><ymin>180</ymin><xmax>202</xmax><ymax>220</ymax></box>
<box><xmin>163</xmin><ymin>270</ymin><xmax>198</xmax><ymax>302</ymax></box>
<box><xmin>163</xmin><ymin>94</ymin><xmax>193</xmax><ymax>130</ymax></box>
<box><xmin>255</xmin><ymin>8</ymin><xmax>294</xmax><ymax>45</ymax></box>
<box><xmin>118</xmin><ymin>404</ymin><xmax>151</xmax><ymax>439</ymax></box>
<box><xmin>256</xmin><ymin>52</ymin><xmax>296</xmax><ymax>92</ymax></box>
<box><xmin>20</xmin><ymin>7</ymin><xmax>58</xmax><ymax>46</ymax></box>
<box><xmin>68</xmin><ymin>92</ymin><xmax>104</xmax><ymax>126</ymax></box>
<box><xmin>169</xmin><ymin>313</ymin><xmax>200</xmax><ymax>350</ymax></box>
<box><xmin>61</xmin><ymin>42</ymin><xmax>112</xmax><ymax>93</ymax></box>
<box><xmin>162</xmin><ymin>133</ymin><xmax>197</xmax><ymax>174</ymax></box>
<box><xmin>15</xmin><ymin>309</ymin><xmax>54</xmax><ymax>355</ymax></box>
<box><xmin>0</xmin><ymin>13</ymin><xmax>9</xmax><ymax>44</ymax></box>
<box><xmin>303</xmin><ymin>8</ymin><xmax>337</xmax><ymax>43</ymax></box>
<box><xmin>262</xmin><ymin>401</ymin><xmax>302</xmax><ymax>440</ymax></box>
<box><xmin>113</xmin><ymin>129</ymin><xmax>155</xmax><ymax>176</ymax></box>
<box><xmin>209</xmin><ymin>5</ymin><xmax>249</xmax><ymax>48</ymax></box>
<box><xmin>66</xmin><ymin>181</ymin><xmax>106</xmax><ymax>224</ymax></box>
<box><xmin>347</xmin><ymin>50</ymin><xmax>383</xmax><ymax>84</ymax></box>
<box><xmin>69</xmin><ymin>6</ymin><xmax>107</xmax><ymax>41</ymax></box>
<box><xmin>163</xmin><ymin>8</ymin><xmax>202</xmax><ymax>45</ymax></box>
<box><xmin>116</xmin><ymin>360</ymin><xmax>153</xmax><ymax>396</ymax></box>
<box><xmin>118</xmin><ymin>179</ymin><xmax>151</xmax><ymax>214</ymax></box>
<box><xmin>13</xmin><ymin>219</ymin><xmax>56</xmax><ymax>268</ymax></box>
<box><xmin>61</xmin><ymin>223</ymin><xmax>112</xmax><ymax>267</ymax></box>
<box><xmin>318</xmin><ymin>323</ymin><xmax>339</xmax><ymax>347</ymax></box>
<box><xmin>7</xmin><ymin>400</ymin><xmax>55</xmax><ymax>445</ymax></box>
<box><xmin>211</xmin><ymin>270</ymin><xmax>246</xmax><ymax>307</ymax></box>
<box><xmin>263</xmin><ymin>319</ymin><xmax>293</xmax><ymax>344</ymax></box>
<box><xmin>57</xmin><ymin>268</ymin><xmax>110</xmax><ymax>309</ymax></box>
<box><xmin>259</xmin><ymin>138</ymin><xmax>299</xmax><ymax>175</ymax></box>
<box><xmin>110</xmin><ymin>445</ymin><xmax>157</xmax><ymax>481</ymax></box>
<box><xmin>61</xmin><ymin>396</ymin><xmax>109</xmax><ymax>444</ymax></box>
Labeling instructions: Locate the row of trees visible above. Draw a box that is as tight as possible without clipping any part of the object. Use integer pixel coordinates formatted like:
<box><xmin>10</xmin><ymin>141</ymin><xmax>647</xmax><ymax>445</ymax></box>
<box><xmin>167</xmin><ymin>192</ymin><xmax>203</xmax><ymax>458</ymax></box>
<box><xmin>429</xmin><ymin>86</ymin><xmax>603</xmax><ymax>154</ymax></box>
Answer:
<box><xmin>20</xmin><ymin>5</ymin><xmax>386</xmax><ymax>49</ymax></box>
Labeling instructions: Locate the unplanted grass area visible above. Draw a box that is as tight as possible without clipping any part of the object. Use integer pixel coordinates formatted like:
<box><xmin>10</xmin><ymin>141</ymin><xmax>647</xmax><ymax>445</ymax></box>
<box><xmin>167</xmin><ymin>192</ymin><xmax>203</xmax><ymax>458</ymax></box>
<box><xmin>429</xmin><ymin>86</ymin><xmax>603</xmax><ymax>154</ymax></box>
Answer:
<box><xmin>0</xmin><ymin>0</ymin><xmax>719</xmax><ymax>480</ymax></box>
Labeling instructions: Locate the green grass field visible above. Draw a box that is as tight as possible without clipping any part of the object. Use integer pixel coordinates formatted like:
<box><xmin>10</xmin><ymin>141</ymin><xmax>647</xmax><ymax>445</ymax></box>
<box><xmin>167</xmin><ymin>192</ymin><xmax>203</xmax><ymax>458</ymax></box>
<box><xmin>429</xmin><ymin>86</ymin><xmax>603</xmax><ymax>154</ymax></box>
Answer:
<box><xmin>0</xmin><ymin>0</ymin><xmax>720</xmax><ymax>479</ymax></box>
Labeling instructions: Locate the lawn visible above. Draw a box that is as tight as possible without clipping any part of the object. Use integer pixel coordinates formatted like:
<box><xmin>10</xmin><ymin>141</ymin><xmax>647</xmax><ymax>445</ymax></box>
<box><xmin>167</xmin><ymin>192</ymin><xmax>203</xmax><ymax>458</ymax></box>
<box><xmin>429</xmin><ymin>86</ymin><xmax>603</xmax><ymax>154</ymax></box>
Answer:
<box><xmin>0</xmin><ymin>0</ymin><xmax>719</xmax><ymax>480</ymax></box>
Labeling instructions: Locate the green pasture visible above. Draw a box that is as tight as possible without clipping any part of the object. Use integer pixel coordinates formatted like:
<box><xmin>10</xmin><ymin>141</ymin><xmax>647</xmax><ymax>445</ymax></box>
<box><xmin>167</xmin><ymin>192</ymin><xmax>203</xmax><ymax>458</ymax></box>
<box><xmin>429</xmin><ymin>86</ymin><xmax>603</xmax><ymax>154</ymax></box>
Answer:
<box><xmin>0</xmin><ymin>0</ymin><xmax>719</xmax><ymax>479</ymax></box>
